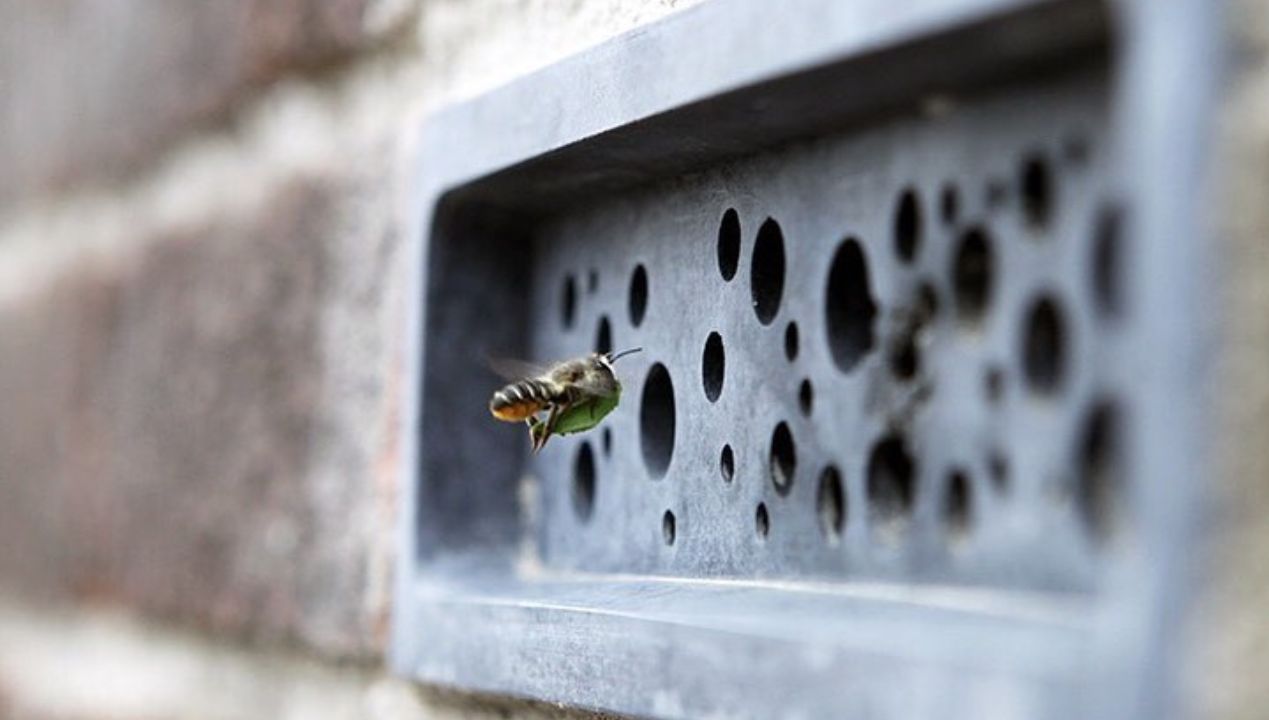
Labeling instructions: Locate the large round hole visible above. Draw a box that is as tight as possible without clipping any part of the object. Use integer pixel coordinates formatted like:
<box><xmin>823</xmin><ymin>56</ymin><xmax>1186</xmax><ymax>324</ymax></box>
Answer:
<box><xmin>662</xmin><ymin>510</ymin><xmax>676</xmax><ymax>546</ymax></box>
<box><xmin>825</xmin><ymin>238</ymin><xmax>877</xmax><ymax>373</ymax></box>
<box><xmin>755</xmin><ymin>503</ymin><xmax>770</xmax><ymax>540</ymax></box>
<box><xmin>867</xmin><ymin>434</ymin><xmax>915</xmax><ymax>538</ymax></box>
<box><xmin>817</xmin><ymin>466</ymin><xmax>846</xmax><ymax>541</ymax></box>
<box><xmin>750</xmin><ymin>218</ymin><xmax>786</xmax><ymax>325</ymax></box>
<box><xmin>718</xmin><ymin>208</ymin><xmax>741</xmax><ymax>281</ymax></box>
<box><xmin>561</xmin><ymin>274</ymin><xmax>577</xmax><ymax>329</ymax></box>
<box><xmin>943</xmin><ymin>469</ymin><xmax>973</xmax><ymax>545</ymax></box>
<box><xmin>702</xmin><ymin>332</ymin><xmax>725</xmax><ymax>403</ymax></box>
<box><xmin>894</xmin><ymin>188</ymin><xmax>921</xmax><ymax>263</ymax></box>
<box><xmin>798</xmin><ymin>379</ymin><xmax>814</xmax><ymax>417</ymax></box>
<box><xmin>595</xmin><ymin>315</ymin><xmax>613</xmax><ymax>355</ymax></box>
<box><xmin>952</xmin><ymin>226</ymin><xmax>994</xmax><ymax>326</ymax></box>
<box><xmin>1021</xmin><ymin>153</ymin><xmax>1054</xmax><ymax>230</ymax></box>
<box><xmin>1022</xmin><ymin>296</ymin><xmax>1068</xmax><ymax>396</ymax></box>
<box><xmin>629</xmin><ymin>264</ymin><xmax>648</xmax><ymax>327</ymax></box>
<box><xmin>572</xmin><ymin>442</ymin><xmax>596</xmax><ymax>522</ymax></box>
<box><xmin>1093</xmin><ymin>205</ymin><xmax>1124</xmax><ymax>318</ymax></box>
<box><xmin>719</xmin><ymin>444</ymin><xmax>735</xmax><ymax>483</ymax></box>
<box><xmin>769</xmin><ymin>422</ymin><xmax>796</xmax><ymax>496</ymax></box>
<box><xmin>784</xmin><ymin>322</ymin><xmax>800</xmax><ymax>362</ymax></box>
<box><xmin>639</xmin><ymin>363</ymin><xmax>676</xmax><ymax>478</ymax></box>
<box><xmin>1078</xmin><ymin>401</ymin><xmax>1123</xmax><ymax>543</ymax></box>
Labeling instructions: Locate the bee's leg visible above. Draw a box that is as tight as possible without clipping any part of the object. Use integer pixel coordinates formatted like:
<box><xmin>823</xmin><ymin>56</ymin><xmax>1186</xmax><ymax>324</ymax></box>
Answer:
<box><xmin>534</xmin><ymin>403</ymin><xmax>564</xmax><ymax>453</ymax></box>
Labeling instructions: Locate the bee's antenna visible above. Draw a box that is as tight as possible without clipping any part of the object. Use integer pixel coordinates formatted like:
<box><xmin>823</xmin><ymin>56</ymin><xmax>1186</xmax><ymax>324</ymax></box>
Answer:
<box><xmin>606</xmin><ymin>347</ymin><xmax>643</xmax><ymax>363</ymax></box>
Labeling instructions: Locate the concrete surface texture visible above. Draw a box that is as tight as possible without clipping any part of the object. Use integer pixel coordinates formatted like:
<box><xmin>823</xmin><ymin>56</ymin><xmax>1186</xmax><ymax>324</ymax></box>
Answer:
<box><xmin>0</xmin><ymin>0</ymin><xmax>697</xmax><ymax>717</ymax></box>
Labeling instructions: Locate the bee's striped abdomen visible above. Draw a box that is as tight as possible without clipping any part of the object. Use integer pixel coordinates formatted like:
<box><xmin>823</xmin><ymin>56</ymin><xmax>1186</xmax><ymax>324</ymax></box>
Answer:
<box><xmin>489</xmin><ymin>379</ymin><xmax>558</xmax><ymax>422</ymax></box>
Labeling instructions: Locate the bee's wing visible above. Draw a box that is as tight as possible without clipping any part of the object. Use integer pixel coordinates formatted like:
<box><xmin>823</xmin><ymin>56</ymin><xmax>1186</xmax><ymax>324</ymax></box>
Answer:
<box><xmin>485</xmin><ymin>355</ymin><xmax>553</xmax><ymax>381</ymax></box>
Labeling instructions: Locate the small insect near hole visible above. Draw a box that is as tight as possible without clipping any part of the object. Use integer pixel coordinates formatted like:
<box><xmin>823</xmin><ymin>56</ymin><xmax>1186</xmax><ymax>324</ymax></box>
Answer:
<box><xmin>784</xmin><ymin>322</ymin><xmax>800</xmax><ymax>362</ymax></box>
<box><xmin>601</xmin><ymin>427</ymin><xmax>613</xmax><ymax>457</ymax></box>
<box><xmin>572</xmin><ymin>442</ymin><xmax>596</xmax><ymax>522</ymax></box>
<box><xmin>662</xmin><ymin>510</ymin><xmax>676</xmax><ymax>546</ymax></box>
<box><xmin>817</xmin><ymin>466</ymin><xmax>846</xmax><ymax>541</ymax></box>
<box><xmin>561</xmin><ymin>274</ymin><xmax>577</xmax><ymax>329</ymax></box>
<box><xmin>1021</xmin><ymin>153</ymin><xmax>1055</xmax><ymax>230</ymax></box>
<box><xmin>940</xmin><ymin>183</ymin><xmax>959</xmax><ymax>225</ymax></box>
<box><xmin>894</xmin><ymin>187</ymin><xmax>921</xmax><ymax>263</ymax></box>
<box><xmin>867</xmin><ymin>434</ymin><xmax>915</xmax><ymax>540</ymax></box>
<box><xmin>825</xmin><ymin>238</ymin><xmax>877</xmax><ymax>373</ymax></box>
<box><xmin>702</xmin><ymin>332</ymin><xmax>725</xmax><ymax>403</ymax></box>
<box><xmin>943</xmin><ymin>469</ymin><xmax>973</xmax><ymax>546</ymax></box>
<box><xmin>798</xmin><ymin>379</ymin><xmax>814</xmax><ymax>417</ymax></box>
<box><xmin>1078</xmin><ymin>401</ymin><xmax>1123</xmax><ymax>543</ymax></box>
<box><xmin>1093</xmin><ymin>205</ymin><xmax>1125</xmax><ymax>318</ymax></box>
<box><xmin>984</xmin><ymin>365</ymin><xmax>1005</xmax><ymax>404</ymax></box>
<box><xmin>952</xmin><ymin>226</ymin><xmax>995</xmax><ymax>326</ymax></box>
<box><xmin>629</xmin><ymin>264</ymin><xmax>649</xmax><ymax>327</ymax></box>
<box><xmin>719</xmin><ymin>444</ymin><xmax>735</xmax><ymax>483</ymax></box>
<box><xmin>769</xmin><ymin>422</ymin><xmax>797</xmax><ymax>496</ymax></box>
<box><xmin>1022</xmin><ymin>295</ymin><xmax>1068</xmax><ymax>396</ymax></box>
<box><xmin>595</xmin><ymin>315</ymin><xmax>613</xmax><ymax>355</ymax></box>
<box><xmin>718</xmin><ymin>208</ymin><xmax>741</xmax><ymax>281</ymax></box>
<box><xmin>640</xmin><ymin>363</ymin><xmax>676</xmax><ymax>479</ymax></box>
<box><xmin>755</xmin><ymin>503</ymin><xmax>770</xmax><ymax>540</ymax></box>
<box><xmin>750</xmin><ymin>218</ymin><xmax>786</xmax><ymax>325</ymax></box>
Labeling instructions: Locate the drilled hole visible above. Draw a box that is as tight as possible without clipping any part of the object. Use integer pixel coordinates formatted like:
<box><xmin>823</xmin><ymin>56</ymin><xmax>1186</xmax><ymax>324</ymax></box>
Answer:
<box><xmin>640</xmin><ymin>363</ymin><xmax>676</xmax><ymax>479</ymax></box>
<box><xmin>750</xmin><ymin>218</ymin><xmax>786</xmax><ymax>325</ymax></box>
<box><xmin>1021</xmin><ymin>153</ymin><xmax>1054</xmax><ymax>230</ymax></box>
<box><xmin>817</xmin><ymin>466</ymin><xmax>845</xmax><ymax>541</ymax></box>
<box><xmin>602</xmin><ymin>427</ymin><xmax>613</xmax><ymax>457</ymax></box>
<box><xmin>894</xmin><ymin>187</ymin><xmax>921</xmax><ymax>262</ymax></box>
<box><xmin>755</xmin><ymin>503</ymin><xmax>770</xmax><ymax>540</ymax></box>
<box><xmin>952</xmin><ymin>226</ymin><xmax>994</xmax><ymax>326</ymax></box>
<box><xmin>718</xmin><ymin>208</ymin><xmax>741</xmax><ymax>281</ymax></box>
<box><xmin>561</xmin><ymin>274</ymin><xmax>577</xmax><ymax>329</ymax></box>
<box><xmin>629</xmin><ymin>264</ymin><xmax>648</xmax><ymax>327</ymax></box>
<box><xmin>572</xmin><ymin>442</ymin><xmax>596</xmax><ymax>522</ymax></box>
<box><xmin>889</xmin><ymin>331</ymin><xmax>919</xmax><ymax>381</ymax></box>
<box><xmin>867</xmin><ymin>434</ymin><xmax>915</xmax><ymax>537</ymax></box>
<box><xmin>1022</xmin><ymin>296</ymin><xmax>1068</xmax><ymax>396</ymax></box>
<box><xmin>720</xmin><ymin>444</ymin><xmax>735</xmax><ymax>483</ymax></box>
<box><xmin>784</xmin><ymin>322</ymin><xmax>800</xmax><ymax>362</ymax></box>
<box><xmin>587</xmin><ymin>269</ymin><xmax>599</xmax><ymax>294</ymax></box>
<box><xmin>1093</xmin><ymin>205</ymin><xmax>1124</xmax><ymax>318</ymax></box>
<box><xmin>798</xmin><ymin>379</ymin><xmax>814</xmax><ymax>417</ymax></box>
<box><xmin>916</xmin><ymin>281</ymin><xmax>940</xmax><ymax>321</ymax></box>
<box><xmin>702</xmin><ymin>332</ymin><xmax>725</xmax><ymax>403</ymax></box>
<box><xmin>940</xmin><ymin>183</ymin><xmax>959</xmax><ymax>225</ymax></box>
<box><xmin>662</xmin><ymin>510</ymin><xmax>676</xmax><ymax>546</ymax></box>
<box><xmin>984</xmin><ymin>365</ymin><xmax>1005</xmax><ymax>404</ymax></box>
<box><xmin>943</xmin><ymin>469</ymin><xmax>973</xmax><ymax>545</ymax></box>
<box><xmin>1078</xmin><ymin>401</ymin><xmax>1123</xmax><ymax>543</ymax></box>
<box><xmin>595</xmin><ymin>315</ymin><xmax>612</xmax><ymax>355</ymax></box>
<box><xmin>769</xmin><ymin>422</ymin><xmax>796</xmax><ymax>497</ymax></box>
<box><xmin>988</xmin><ymin>451</ymin><xmax>1009</xmax><ymax>494</ymax></box>
<box><xmin>825</xmin><ymin>238</ymin><xmax>877</xmax><ymax>372</ymax></box>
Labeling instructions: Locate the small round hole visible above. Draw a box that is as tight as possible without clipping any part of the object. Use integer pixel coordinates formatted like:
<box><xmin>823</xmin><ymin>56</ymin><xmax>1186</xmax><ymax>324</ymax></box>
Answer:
<box><xmin>602</xmin><ymin>427</ymin><xmax>613</xmax><ymax>457</ymax></box>
<box><xmin>916</xmin><ymin>281</ymin><xmax>940</xmax><ymax>321</ymax></box>
<box><xmin>769</xmin><ymin>422</ymin><xmax>797</xmax><ymax>496</ymax></box>
<box><xmin>662</xmin><ymin>510</ymin><xmax>676</xmax><ymax>546</ymax></box>
<box><xmin>640</xmin><ymin>363</ymin><xmax>676</xmax><ymax>479</ymax></box>
<box><xmin>572</xmin><ymin>442</ymin><xmax>596</xmax><ymax>522</ymax></box>
<box><xmin>988</xmin><ymin>451</ymin><xmax>1009</xmax><ymax>494</ymax></box>
<box><xmin>817</xmin><ymin>466</ymin><xmax>846</xmax><ymax>541</ymax></box>
<box><xmin>755</xmin><ymin>503</ymin><xmax>770</xmax><ymax>540</ymax></box>
<box><xmin>943</xmin><ymin>469</ymin><xmax>973</xmax><ymax>545</ymax></box>
<box><xmin>595</xmin><ymin>315</ymin><xmax>613</xmax><ymax>355</ymax></box>
<box><xmin>587</xmin><ymin>269</ymin><xmax>599</xmax><ymax>294</ymax></box>
<box><xmin>1022</xmin><ymin>296</ymin><xmax>1068</xmax><ymax>396</ymax></box>
<box><xmin>940</xmin><ymin>184</ymin><xmax>959</xmax><ymax>225</ymax></box>
<box><xmin>629</xmin><ymin>264</ymin><xmax>649</xmax><ymax>327</ymax></box>
<box><xmin>720</xmin><ymin>444</ymin><xmax>735</xmax><ymax>483</ymax></box>
<box><xmin>1078</xmin><ymin>401</ymin><xmax>1123</xmax><ymax>543</ymax></box>
<box><xmin>867</xmin><ymin>434</ymin><xmax>915</xmax><ymax>538</ymax></box>
<box><xmin>784</xmin><ymin>322</ymin><xmax>800</xmax><ymax>362</ymax></box>
<box><xmin>750</xmin><ymin>218</ymin><xmax>786</xmax><ymax>325</ymax></box>
<box><xmin>702</xmin><ymin>332</ymin><xmax>725</xmax><ymax>403</ymax></box>
<box><xmin>952</xmin><ymin>226</ymin><xmax>995</xmax><ymax>326</ymax></box>
<box><xmin>984</xmin><ymin>365</ymin><xmax>1005</xmax><ymax>404</ymax></box>
<box><xmin>894</xmin><ymin>188</ymin><xmax>921</xmax><ymax>262</ymax></box>
<box><xmin>825</xmin><ymin>238</ymin><xmax>877</xmax><ymax>373</ymax></box>
<box><xmin>889</xmin><ymin>330</ymin><xmax>919</xmax><ymax>381</ymax></box>
<box><xmin>718</xmin><ymin>209</ymin><xmax>741</xmax><ymax>281</ymax></box>
<box><xmin>1093</xmin><ymin>205</ymin><xmax>1124</xmax><ymax>318</ymax></box>
<box><xmin>1021</xmin><ymin>153</ymin><xmax>1054</xmax><ymax>230</ymax></box>
<box><xmin>798</xmin><ymin>379</ymin><xmax>814</xmax><ymax>417</ymax></box>
<box><xmin>561</xmin><ymin>274</ymin><xmax>577</xmax><ymax>329</ymax></box>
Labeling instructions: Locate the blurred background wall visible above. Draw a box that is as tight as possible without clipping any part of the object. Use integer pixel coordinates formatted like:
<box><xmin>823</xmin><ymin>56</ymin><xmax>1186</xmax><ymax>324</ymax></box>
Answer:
<box><xmin>0</xmin><ymin>1</ymin><xmax>698</xmax><ymax>717</ymax></box>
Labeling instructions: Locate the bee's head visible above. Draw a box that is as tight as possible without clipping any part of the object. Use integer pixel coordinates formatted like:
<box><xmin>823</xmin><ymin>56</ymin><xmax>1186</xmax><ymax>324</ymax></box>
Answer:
<box><xmin>583</xmin><ymin>347</ymin><xmax>640</xmax><ymax>395</ymax></box>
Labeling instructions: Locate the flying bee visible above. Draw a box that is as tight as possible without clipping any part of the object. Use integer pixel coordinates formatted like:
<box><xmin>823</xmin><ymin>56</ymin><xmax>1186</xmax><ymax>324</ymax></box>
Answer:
<box><xmin>489</xmin><ymin>347</ymin><xmax>642</xmax><ymax>452</ymax></box>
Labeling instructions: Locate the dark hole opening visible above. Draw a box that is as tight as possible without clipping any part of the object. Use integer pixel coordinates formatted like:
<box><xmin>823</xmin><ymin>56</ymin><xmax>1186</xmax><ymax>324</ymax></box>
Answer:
<box><xmin>718</xmin><ymin>208</ymin><xmax>741</xmax><ymax>281</ymax></box>
<box><xmin>587</xmin><ymin>269</ymin><xmax>599</xmax><ymax>294</ymax></box>
<box><xmin>784</xmin><ymin>321</ymin><xmax>800</xmax><ymax>362</ymax></box>
<box><xmin>595</xmin><ymin>315</ymin><xmax>612</xmax><ymax>355</ymax></box>
<box><xmin>894</xmin><ymin>188</ymin><xmax>921</xmax><ymax>262</ymax></box>
<box><xmin>769</xmin><ymin>422</ymin><xmax>796</xmax><ymax>496</ymax></box>
<box><xmin>601</xmin><ymin>427</ymin><xmax>612</xmax><ymax>457</ymax></box>
<box><xmin>702</xmin><ymin>332</ymin><xmax>725</xmax><ymax>403</ymax></box>
<box><xmin>755</xmin><ymin>503</ymin><xmax>770</xmax><ymax>539</ymax></box>
<box><xmin>1021</xmin><ymin>153</ymin><xmax>1054</xmax><ymax>230</ymax></box>
<box><xmin>750</xmin><ymin>218</ymin><xmax>786</xmax><ymax>325</ymax></box>
<box><xmin>940</xmin><ymin>183</ymin><xmax>959</xmax><ymax>225</ymax></box>
<box><xmin>572</xmin><ymin>442</ymin><xmax>596</xmax><ymax>522</ymax></box>
<box><xmin>984</xmin><ymin>365</ymin><xmax>1005</xmax><ymax>404</ymax></box>
<box><xmin>952</xmin><ymin>226</ymin><xmax>994</xmax><ymax>325</ymax></box>
<box><xmin>640</xmin><ymin>363</ymin><xmax>676</xmax><ymax>479</ymax></box>
<box><xmin>1022</xmin><ymin>296</ymin><xmax>1068</xmax><ymax>396</ymax></box>
<box><xmin>1093</xmin><ymin>205</ymin><xmax>1124</xmax><ymax>318</ymax></box>
<box><xmin>1078</xmin><ymin>401</ymin><xmax>1123</xmax><ymax>543</ymax></box>
<box><xmin>988</xmin><ymin>451</ymin><xmax>1010</xmax><ymax>494</ymax></box>
<box><xmin>817</xmin><ymin>466</ymin><xmax>845</xmax><ymax>541</ymax></box>
<box><xmin>825</xmin><ymin>238</ymin><xmax>876</xmax><ymax>372</ymax></box>
<box><xmin>944</xmin><ymin>469</ymin><xmax>973</xmax><ymax>544</ymax></box>
<box><xmin>629</xmin><ymin>264</ymin><xmax>648</xmax><ymax>327</ymax></box>
<box><xmin>798</xmin><ymin>379</ymin><xmax>814</xmax><ymax>417</ymax></box>
<box><xmin>889</xmin><ymin>331</ymin><xmax>919</xmax><ymax>381</ymax></box>
<box><xmin>720</xmin><ymin>444</ymin><xmax>735</xmax><ymax>483</ymax></box>
<box><xmin>561</xmin><ymin>274</ymin><xmax>577</xmax><ymax>329</ymax></box>
<box><xmin>867</xmin><ymin>434</ymin><xmax>915</xmax><ymax>538</ymax></box>
<box><xmin>662</xmin><ymin>510</ymin><xmax>676</xmax><ymax>546</ymax></box>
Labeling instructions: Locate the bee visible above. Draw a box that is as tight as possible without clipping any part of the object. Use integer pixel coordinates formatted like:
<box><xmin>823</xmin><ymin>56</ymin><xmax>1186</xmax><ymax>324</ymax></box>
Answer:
<box><xmin>489</xmin><ymin>347</ymin><xmax>642</xmax><ymax>452</ymax></box>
